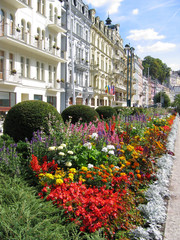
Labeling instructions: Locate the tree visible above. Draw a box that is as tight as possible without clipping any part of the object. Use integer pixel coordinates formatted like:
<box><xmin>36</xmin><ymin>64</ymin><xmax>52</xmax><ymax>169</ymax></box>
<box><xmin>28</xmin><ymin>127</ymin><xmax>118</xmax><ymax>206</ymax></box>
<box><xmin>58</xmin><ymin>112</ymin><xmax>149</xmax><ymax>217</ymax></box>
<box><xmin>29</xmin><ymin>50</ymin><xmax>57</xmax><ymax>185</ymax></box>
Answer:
<box><xmin>142</xmin><ymin>56</ymin><xmax>171</xmax><ymax>83</ymax></box>
<box><xmin>172</xmin><ymin>94</ymin><xmax>180</xmax><ymax>112</ymax></box>
<box><xmin>154</xmin><ymin>91</ymin><xmax>171</xmax><ymax>108</ymax></box>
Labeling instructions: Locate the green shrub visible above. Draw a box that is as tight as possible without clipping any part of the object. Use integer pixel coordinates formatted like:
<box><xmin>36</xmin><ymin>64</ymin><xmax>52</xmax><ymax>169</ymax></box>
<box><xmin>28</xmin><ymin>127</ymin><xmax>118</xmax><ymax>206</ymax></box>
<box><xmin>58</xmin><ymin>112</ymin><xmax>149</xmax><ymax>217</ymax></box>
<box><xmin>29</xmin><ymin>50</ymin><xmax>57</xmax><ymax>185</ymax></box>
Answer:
<box><xmin>113</xmin><ymin>107</ymin><xmax>133</xmax><ymax>116</ymax></box>
<box><xmin>95</xmin><ymin>106</ymin><xmax>116</xmax><ymax>120</ymax></box>
<box><xmin>61</xmin><ymin>105</ymin><xmax>99</xmax><ymax>124</ymax></box>
<box><xmin>3</xmin><ymin>100</ymin><xmax>63</xmax><ymax>142</ymax></box>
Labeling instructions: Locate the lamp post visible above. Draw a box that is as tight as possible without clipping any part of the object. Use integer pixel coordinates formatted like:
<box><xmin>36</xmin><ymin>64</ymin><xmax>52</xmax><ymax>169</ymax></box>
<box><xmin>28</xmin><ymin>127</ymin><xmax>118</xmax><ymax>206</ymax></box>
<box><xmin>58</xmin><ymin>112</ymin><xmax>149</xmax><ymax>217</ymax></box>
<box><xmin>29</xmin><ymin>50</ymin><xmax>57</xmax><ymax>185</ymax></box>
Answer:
<box><xmin>129</xmin><ymin>47</ymin><xmax>135</xmax><ymax>107</ymax></box>
<box><xmin>125</xmin><ymin>44</ymin><xmax>135</xmax><ymax>107</ymax></box>
<box><xmin>125</xmin><ymin>44</ymin><xmax>130</xmax><ymax>107</ymax></box>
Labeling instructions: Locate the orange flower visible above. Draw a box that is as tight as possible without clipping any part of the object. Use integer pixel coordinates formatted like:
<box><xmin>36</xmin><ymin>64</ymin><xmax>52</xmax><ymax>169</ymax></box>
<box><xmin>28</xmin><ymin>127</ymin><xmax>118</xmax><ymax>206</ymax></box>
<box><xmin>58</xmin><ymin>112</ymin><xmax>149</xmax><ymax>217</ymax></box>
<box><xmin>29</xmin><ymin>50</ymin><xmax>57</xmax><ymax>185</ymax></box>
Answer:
<box><xmin>102</xmin><ymin>179</ymin><xmax>107</xmax><ymax>183</ymax></box>
<box><xmin>137</xmin><ymin>174</ymin><xmax>141</xmax><ymax>179</ymax></box>
<box><xmin>136</xmin><ymin>169</ymin><xmax>140</xmax><ymax>173</ymax></box>
<box><xmin>86</xmin><ymin>174</ymin><xmax>92</xmax><ymax>178</ymax></box>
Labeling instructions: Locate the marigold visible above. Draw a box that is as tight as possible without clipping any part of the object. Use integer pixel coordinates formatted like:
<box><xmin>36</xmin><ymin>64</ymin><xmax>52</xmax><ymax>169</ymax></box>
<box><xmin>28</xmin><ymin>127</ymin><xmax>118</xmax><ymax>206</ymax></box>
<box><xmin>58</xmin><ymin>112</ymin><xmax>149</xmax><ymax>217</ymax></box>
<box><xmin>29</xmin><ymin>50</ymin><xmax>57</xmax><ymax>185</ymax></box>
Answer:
<box><xmin>56</xmin><ymin>178</ymin><xmax>63</xmax><ymax>185</ymax></box>
<box><xmin>81</xmin><ymin>166</ymin><xmax>88</xmax><ymax>171</ymax></box>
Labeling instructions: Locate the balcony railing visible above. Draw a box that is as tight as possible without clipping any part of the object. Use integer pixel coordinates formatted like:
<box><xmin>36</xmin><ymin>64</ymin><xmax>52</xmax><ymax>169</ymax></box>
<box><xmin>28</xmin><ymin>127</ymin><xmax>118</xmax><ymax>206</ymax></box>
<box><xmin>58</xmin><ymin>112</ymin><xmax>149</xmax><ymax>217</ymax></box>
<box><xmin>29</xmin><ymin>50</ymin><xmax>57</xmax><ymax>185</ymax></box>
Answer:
<box><xmin>0</xmin><ymin>24</ymin><xmax>67</xmax><ymax>62</ymax></box>
<box><xmin>48</xmin><ymin>16</ymin><xmax>66</xmax><ymax>33</ymax></box>
<box><xmin>2</xmin><ymin>0</ymin><xmax>28</xmax><ymax>8</ymax></box>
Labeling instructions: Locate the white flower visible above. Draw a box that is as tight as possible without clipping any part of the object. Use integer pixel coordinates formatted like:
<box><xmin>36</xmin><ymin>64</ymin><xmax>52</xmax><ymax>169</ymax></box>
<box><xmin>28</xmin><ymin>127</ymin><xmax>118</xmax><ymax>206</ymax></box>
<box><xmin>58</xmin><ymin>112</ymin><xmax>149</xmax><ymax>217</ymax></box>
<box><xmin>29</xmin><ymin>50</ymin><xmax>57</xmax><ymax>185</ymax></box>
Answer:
<box><xmin>83</xmin><ymin>142</ymin><xmax>92</xmax><ymax>149</ymax></box>
<box><xmin>61</xmin><ymin>144</ymin><xmax>66</xmax><ymax>148</ymax></box>
<box><xmin>57</xmin><ymin>146</ymin><xmax>63</xmax><ymax>150</ymax></box>
<box><xmin>48</xmin><ymin>146</ymin><xmax>56</xmax><ymax>151</ymax></box>
<box><xmin>67</xmin><ymin>150</ymin><xmax>73</xmax><ymax>155</ymax></box>
<box><xmin>114</xmin><ymin>166</ymin><xmax>120</xmax><ymax>169</ymax></box>
<box><xmin>133</xmin><ymin>127</ymin><xmax>136</xmax><ymax>129</ymax></box>
<box><xmin>59</xmin><ymin>152</ymin><xmax>65</xmax><ymax>156</ymax></box>
<box><xmin>108</xmin><ymin>150</ymin><xmax>115</xmax><ymax>155</ymax></box>
<box><xmin>65</xmin><ymin>161</ymin><xmax>72</xmax><ymax>167</ymax></box>
<box><xmin>102</xmin><ymin>147</ymin><xmax>108</xmax><ymax>152</ymax></box>
<box><xmin>107</xmin><ymin>145</ymin><xmax>115</xmax><ymax>150</ymax></box>
<box><xmin>88</xmin><ymin>163</ymin><xmax>94</xmax><ymax>168</ymax></box>
<box><xmin>91</xmin><ymin>133</ymin><xmax>98</xmax><ymax>140</ymax></box>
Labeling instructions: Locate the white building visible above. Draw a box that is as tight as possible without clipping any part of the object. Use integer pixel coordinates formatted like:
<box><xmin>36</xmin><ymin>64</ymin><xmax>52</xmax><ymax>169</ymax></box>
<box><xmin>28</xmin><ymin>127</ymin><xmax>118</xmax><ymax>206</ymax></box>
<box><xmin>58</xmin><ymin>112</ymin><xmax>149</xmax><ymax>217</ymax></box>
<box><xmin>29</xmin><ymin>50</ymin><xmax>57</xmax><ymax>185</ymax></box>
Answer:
<box><xmin>64</xmin><ymin>0</ymin><xmax>93</xmax><ymax>108</ymax></box>
<box><xmin>132</xmin><ymin>55</ymin><xmax>143</xmax><ymax>107</ymax></box>
<box><xmin>0</xmin><ymin>0</ymin><xmax>67</xmax><ymax>113</ymax></box>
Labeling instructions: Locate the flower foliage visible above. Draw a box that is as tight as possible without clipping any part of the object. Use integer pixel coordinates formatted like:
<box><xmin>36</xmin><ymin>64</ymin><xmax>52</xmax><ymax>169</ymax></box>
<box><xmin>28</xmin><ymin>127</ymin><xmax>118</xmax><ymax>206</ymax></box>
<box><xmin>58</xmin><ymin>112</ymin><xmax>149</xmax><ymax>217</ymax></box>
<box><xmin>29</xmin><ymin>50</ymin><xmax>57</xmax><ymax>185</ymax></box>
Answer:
<box><xmin>29</xmin><ymin>111</ymin><xmax>176</xmax><ymax>239</ymax></box>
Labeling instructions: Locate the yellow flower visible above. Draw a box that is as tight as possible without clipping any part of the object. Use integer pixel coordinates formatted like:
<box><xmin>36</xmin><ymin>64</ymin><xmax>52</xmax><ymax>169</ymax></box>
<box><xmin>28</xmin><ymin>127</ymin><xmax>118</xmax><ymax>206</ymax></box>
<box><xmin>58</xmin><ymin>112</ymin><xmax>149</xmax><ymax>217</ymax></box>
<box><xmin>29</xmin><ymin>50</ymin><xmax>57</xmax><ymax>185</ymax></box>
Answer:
<box><xmin>79</xmin><ymin>175</ymin><xmax>86</xmax><ymax>182</ymax></box>
<box><xmin>69</xmin><ymin>168</ymin><xmax>77</xmax><ymax>173</ymax></box>
<box><xmin>119</xmin><ymin>156</ymin><xmax>126</xmax><ymax>161</ymax></box>
<box><xmin>120</xmin><ymin>172</ymin><xmax>126</xmax><ymax>176</ymax></box>
<box><xmin>68</xmin><ymin>173</ymin><xmax>74</xmax><ymax>181</ymax></box>
<box><xmin>120</xmin><ymin>149</ymin><xmax>125</xmax><ymax>153</ymax></box>
<box><xmin>81</xmin><ymin>166</ymin><xmax>88</xmax><ymax>171</ymax></box>
<box><xmin>56</xmin><ymin>178</ymin><xmax>63</xmax><ymax>185</ymax></box>
<box><xmin>127</xmin><ymin>145</ymin><xmax>134</xmax><ymax>151</ymax></box>
<box><xmin>45</xmin><ymin>173</ymin><xmax>54</xmax><ymax>179</ymax></box>
<box><xmin>100</xmin><ymin>164</ymin><xmax>106</xmax><ymax>169</ymax></box>
<box><xmin>121</xmin><ymin>164</ymin><xmax>125</xmax><ymax>168</ymax></box>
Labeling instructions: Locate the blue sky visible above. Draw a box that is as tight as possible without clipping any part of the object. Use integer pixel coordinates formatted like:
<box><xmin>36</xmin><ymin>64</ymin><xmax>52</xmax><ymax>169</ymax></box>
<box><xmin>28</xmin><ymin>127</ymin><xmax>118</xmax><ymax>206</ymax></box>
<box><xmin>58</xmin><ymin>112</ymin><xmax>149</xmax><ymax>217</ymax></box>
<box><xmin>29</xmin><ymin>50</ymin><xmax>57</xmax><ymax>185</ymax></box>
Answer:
<box><xmin>83</xmin><ymin>0</ymin><xmax>180</xmax><ymax>71</ymax></box>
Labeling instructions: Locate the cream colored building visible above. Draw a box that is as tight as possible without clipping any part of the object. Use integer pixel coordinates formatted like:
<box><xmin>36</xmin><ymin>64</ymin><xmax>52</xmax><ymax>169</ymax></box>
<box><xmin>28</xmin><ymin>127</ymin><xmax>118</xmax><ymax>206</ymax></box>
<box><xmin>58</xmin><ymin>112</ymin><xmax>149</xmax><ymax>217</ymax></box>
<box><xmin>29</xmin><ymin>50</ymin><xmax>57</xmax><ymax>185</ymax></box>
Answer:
<box><xmin>89</xmin><ymin>10</ymin><xmax>115</xmax><ymax>108</ymax></box>
<box><xmin>0</xmin><ymin>0</ymin><xmax>67</xmax><ymax>113</ymax></box>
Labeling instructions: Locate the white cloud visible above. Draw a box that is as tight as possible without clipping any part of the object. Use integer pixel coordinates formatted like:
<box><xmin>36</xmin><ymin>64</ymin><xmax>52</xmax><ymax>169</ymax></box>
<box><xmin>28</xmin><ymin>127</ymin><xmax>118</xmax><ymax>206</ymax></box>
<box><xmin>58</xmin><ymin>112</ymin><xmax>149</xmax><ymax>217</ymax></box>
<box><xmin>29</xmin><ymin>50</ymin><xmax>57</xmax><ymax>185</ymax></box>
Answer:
<box><xmin>169</xmin><ymin>63</ymin><xmax>180</xmax><ymax>71</ymax></box>
<box><xmin>127</xmin><ymin>28</ymin><xmax>165</xmax><ymax>41</ymax></box>
<box><xmin>132</xmin><ymin>8</ymin><xmax>139</xmax><ymax>15</ymax></box>
<box><xmin>137</xmin><ymin>41</ymin><xmax>176</xmax><ymax>53</ymax></box>
<box><xmin>84</xmin><ymin>0</ymin><xmax>123</xmax><ymax>14</ymax></box>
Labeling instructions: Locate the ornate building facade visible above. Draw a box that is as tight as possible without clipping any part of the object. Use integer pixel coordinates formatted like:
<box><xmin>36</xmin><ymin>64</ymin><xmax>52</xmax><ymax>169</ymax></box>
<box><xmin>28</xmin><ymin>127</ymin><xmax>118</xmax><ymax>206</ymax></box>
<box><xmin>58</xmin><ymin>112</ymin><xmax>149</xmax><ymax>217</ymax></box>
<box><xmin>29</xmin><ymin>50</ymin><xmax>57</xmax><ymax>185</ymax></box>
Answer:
<box><xmin>0</xmin><ymin>0</ymin><xmax>67</xmax><ymax>113</ymax></box>
<box><xmin>64</xmin><ymin>0</ymin><xmax>93</xmax><ymax>109</ymax></box>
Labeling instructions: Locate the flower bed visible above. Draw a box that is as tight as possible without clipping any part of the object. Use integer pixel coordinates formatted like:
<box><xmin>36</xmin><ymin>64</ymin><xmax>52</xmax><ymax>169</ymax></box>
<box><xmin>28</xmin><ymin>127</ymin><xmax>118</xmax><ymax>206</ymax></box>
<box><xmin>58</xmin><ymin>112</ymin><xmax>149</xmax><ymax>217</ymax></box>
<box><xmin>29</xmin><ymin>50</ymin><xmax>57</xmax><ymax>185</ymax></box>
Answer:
<box><xmin>28</xmin><ymin>112</ymin><xmax>177</xmax><ymax>239</ymax></box>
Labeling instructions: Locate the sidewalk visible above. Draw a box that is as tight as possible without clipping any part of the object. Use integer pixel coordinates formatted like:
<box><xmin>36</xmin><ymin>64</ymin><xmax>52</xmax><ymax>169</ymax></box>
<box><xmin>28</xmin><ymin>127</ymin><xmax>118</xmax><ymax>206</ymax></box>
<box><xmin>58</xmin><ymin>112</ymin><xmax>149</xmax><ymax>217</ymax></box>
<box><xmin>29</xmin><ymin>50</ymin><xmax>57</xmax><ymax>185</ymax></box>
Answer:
<box><xmin>163</xmin><ymin>119</ymin><xmax>180</xmax><ymax>239</ymax></box>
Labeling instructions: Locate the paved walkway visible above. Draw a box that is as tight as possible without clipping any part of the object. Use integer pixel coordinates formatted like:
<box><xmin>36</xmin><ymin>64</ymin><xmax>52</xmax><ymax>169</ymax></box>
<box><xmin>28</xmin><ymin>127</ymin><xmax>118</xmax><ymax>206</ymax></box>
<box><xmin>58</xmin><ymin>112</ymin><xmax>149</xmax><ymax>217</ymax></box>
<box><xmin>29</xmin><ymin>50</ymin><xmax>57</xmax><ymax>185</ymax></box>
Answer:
<box><xmin>163</xmin><ymin>118</ymin><xmax>180</xmax><ymax>239</ymax></box>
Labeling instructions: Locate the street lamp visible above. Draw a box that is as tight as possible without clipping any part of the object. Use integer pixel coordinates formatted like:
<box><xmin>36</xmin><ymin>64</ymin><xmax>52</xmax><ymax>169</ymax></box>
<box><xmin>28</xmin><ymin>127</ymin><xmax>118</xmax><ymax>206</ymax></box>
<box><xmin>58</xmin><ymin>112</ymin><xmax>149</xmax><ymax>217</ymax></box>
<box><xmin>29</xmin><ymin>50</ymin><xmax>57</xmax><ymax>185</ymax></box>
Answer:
<box><xmin>129</xmin><ymin>47</ymin><xmax>135</xmax><ymax>107</ymax></box>
<box><xmin>125</xmin><ymin>44</ymin><xmax>130</xmax><ymax>107</ymax></box>
<box><xmin>124</xmin><ymin>44</ymin><xmax>135</xmax><ymax>107</ymax></box>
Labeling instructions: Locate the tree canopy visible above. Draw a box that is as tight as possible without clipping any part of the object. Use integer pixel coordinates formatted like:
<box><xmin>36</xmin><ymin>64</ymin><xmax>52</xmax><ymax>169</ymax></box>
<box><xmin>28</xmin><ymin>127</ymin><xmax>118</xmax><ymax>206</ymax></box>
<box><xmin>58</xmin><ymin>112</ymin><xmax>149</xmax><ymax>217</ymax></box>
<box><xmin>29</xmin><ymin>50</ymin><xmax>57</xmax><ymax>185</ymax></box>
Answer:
<box><xmin>172</xmin><ymin>94</ymin><xmax>180</xmax><ymax>112</ymax></box>
<box><xmin>142</xmin><ymin>56</ymin><xmax>171</xmax><ymax>83</ymax></box>
<box><xmin>154</xmin><ymin>91</ymin><xmax>171</xmax><ymax>108</ymax></box>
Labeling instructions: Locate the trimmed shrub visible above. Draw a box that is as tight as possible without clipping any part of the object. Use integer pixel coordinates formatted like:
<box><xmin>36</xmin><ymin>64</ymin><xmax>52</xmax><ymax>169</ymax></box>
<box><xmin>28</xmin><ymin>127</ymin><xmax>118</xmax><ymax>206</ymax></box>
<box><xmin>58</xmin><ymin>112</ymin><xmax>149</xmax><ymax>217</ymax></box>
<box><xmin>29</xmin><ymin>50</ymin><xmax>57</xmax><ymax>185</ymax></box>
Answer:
<box><xmin>95</xmin><ymin>106</ymin><xmax>116</xmax><ymax>120</ymax></box>
<box><xmin>61</xmin><ymin>105</ymin><xmax>99</xmax><ymax>124</ymax></box>
<box><xmin>3</xmin><ymin>100</ymin><xmax>63</xmax><ymax>142</ymax></box>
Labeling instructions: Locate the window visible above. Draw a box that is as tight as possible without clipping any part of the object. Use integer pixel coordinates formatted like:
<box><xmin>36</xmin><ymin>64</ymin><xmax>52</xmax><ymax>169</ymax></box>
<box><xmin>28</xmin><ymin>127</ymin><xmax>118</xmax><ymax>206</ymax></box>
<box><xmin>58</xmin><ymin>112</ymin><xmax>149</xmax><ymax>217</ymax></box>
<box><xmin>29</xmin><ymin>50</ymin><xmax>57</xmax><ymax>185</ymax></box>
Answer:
<box><xmin>49</xmin><ymin>65</ymin><xmax>52</xmax><ymax>82</ymax></box>
<box><xmin>37</xmin><ymin>0</ymin><xmax>45</xmax><ymax>15</ymax></box>
<box><xmin>34</xmin><ymin>94</ymin><xmax>42</xmax><ymax>100</ymax></box>
<box><xmin>49</xmin><ymin>34</ymin><xmax>52</xmax><ymax>51</ymax></box>
<box><xmin>20</xmin><ymin>57</ymin><xmax>25</xmax><ymax>77</ymax></box>
<box><xmin>36</xmin><ymin>61</ymin><xmax>40</xmax><ymax>80</ymax></box>
<box><xmin>27</xmin><ymin>22</ymin><xmax>31</xmax><ymax>44</ymax></box>
<box><xmin>21</xmin><ymin>19</ymin><xmax>25</xmax><ymax>41</ymax></box>
<box><xmin>26</xmin><ymin>58</ymin><xmax>30</xmax><ymax>78</ymax></box>
<box><xmin>0</xmin><ymin>9</ymin><xmax>5</xmax><ymax>36</ymax></box>
<box><xmin>9</xmin><ymin>14</ymin><xmax>14</xmax><ymax>35</ymax></box>
<box><xmin>53</xmin><ymin>66</ymin><xmax>56</xmax><ymax>81</ymax></box>
<box><xmin>85</xmin><ymin>30</ymin><xmax>88</xmax><ymax>41</ymax></box>
<box><xmin>47</xmin><ymin>96</ymin><xmax>56</xmax><ymax>108</ymax></box>
<box><xmin>0</xmin><ymin>92</ymin><xmax>16</xmax><ymax>107</ymax></box>
<box><xmin>0</xmin><ymin>50</ymin><xmax>4</xmax><ymax>79</ymax></box>
<box><xmin>41</xmin><ymin>63</ymin><xmax>44</xmax><ymax>81</ymax></box>
<box><xmin>9</xmin><ymin>53</ymin><xmax>13</xmax><ymax>73</ymax></box>
<box><xmin>49</xmin><ymin>4</ymin><xmax>53</xmax><ymax>21</ymax></box>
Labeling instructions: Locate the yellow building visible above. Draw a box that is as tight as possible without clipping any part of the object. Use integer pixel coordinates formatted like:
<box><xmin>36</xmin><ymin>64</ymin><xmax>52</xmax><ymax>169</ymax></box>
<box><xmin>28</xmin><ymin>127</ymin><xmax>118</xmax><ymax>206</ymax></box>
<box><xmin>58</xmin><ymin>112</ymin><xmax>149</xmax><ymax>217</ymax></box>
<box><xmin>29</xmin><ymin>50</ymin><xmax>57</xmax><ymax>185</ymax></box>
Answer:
<box><xmin>88</xmin><ymin>10</ymin><xmax>127</xmax><ymax>108</ymax></box>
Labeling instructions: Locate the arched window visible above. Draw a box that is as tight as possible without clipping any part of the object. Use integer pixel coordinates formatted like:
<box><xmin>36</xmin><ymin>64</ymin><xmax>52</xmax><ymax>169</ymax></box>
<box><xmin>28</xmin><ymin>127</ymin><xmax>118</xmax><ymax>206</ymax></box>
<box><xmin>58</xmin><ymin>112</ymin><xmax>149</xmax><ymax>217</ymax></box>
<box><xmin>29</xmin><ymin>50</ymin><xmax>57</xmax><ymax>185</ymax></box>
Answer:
<box><xmin>0</xmin><ymin>9</ymin><xmax>5</xmax><ymax>36</ymax></box>
<box><xmin>21</xmin><ymin>19</ymin><xmax>25</xmax><ymax>41</ymax></box>
<box><xmin>9</xmin><ymin>14</ymin><xmax>14</xmax><ymax>35</ymax></box>
<box><xmin>49</xmin><ymin>34</ymin><xmax>52</xmax><ymax>51</ymax></box>
<box><xmin>27</xmin><ymin>22</ymin><xmax>31</xmax><ymax>44</ymax></box>
<box><xmin>49</xmin><ymin>4</ymin><xmax>53</xmax><ymax>21</ymax></box>
<box><xmin>42</xmin><ymin>30</ymin><xmax>45</xmax><ymax>49</ymax></box>
<box><xmin>54</xmin><ymin>8</ymin><xmax>58</xmax><ymax>23</ymax></box>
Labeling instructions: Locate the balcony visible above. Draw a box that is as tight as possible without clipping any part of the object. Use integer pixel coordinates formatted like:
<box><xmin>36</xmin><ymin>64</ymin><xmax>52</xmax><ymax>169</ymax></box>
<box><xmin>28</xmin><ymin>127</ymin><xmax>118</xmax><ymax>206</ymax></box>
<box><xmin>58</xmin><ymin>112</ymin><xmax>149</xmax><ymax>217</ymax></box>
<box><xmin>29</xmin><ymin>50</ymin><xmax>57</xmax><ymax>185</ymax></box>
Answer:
<box><xmin>115</xmin><ymin>83</ymin><xmax>126</xmax><ymax>91</ymax></box>
<box><xmin>90</xmin><ymin>61</ymin><xmax>99</xmax><ymax>74</ymax></box>
<box><xmin>47</xmin><ymin>16</ymin><xmax>66</xmax><ymax>33</ymax></box>
<box><xmin>0</xmin><ymin>24</ymin><xmax>67</xmax><ymax>63</ymax></box>
<box><xmin>2</xmin><ymin>0</ymin><xmax>28</xmax><ymax>8</ymax></box>
<box><xmin>0</xmin><ymin>70</ymin><xmax>22</xmax><ymax>86</ymax></box>
<box><xmin>75</xmin><ymin>59</ymin><xmax>89</xmax><ymax>71</ymax></box>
